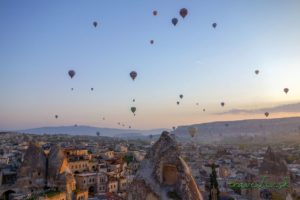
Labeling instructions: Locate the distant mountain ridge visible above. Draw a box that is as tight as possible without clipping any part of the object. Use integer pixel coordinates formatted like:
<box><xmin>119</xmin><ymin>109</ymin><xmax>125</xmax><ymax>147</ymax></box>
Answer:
<box><xmin>174</xmin><ymin>116</ymin><xmax>300</xmax><ymax>141</ymax></box>
<box><xmin>17</xmin><ymin>125</ymin><xmax>168</xmax><ymax>138</ymax></box>
<box><xmin>14</xmin><ymin>117</ymin><xmax>300</xmax><ymax>141</ymax></box>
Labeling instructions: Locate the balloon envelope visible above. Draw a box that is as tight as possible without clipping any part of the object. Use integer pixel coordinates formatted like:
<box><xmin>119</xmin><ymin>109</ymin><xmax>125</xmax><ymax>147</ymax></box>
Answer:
<box><xmin>212</xmin><ymin>23</ymin><xmax>217</xmax><ymax>28</ymax></box>
<box><xmin>93</xmin><ymin>21</ymin><xmax>98</xmax><ymax>27</ymax></box>
<box><xmin>153</xmin><ymin>10</ymin><xmax>157</xmax><ymax>16</ymax></box>
<box><xmin>255</xmin><ymin>70</ymin><xmax>259</xmax><ymax>75</ymax></box>
<box><xmin>179</xmin><ymin>94</ymin><xmax>183</xmax><ymax>99</ymax></box>
<box><xmin>130</xmin><ymin>71</ymin><xmax>137</xmax><ymax>81</ymax></box>
<box><xmin>131</xmin><ymin>107</ymin><xmax>136</xmax><ymax>114</ymax></box>
<box><xmin>265</xmin><ymin>112</ymin><xmax>269</xmax><ymax>117</ymax></box>
<box><xmin>68</xmin><ymin>70</ymin><xmax>75</xmax><ymax>79</ymax></box>
<box><xmin>172</xmin><ymin>18</ymin><xmax>178</xmax><ymax>26</ymax></box>
<box><xmin>284</xmin><ymin>88</ymin><xmax>289</xmax><ymax>94</ymax></box>
<box><xmin>188</xmin><ymin>127</ymin><xmax>197</xmax><ymax>138</ymax></box>
<box><xmin>179</xmin><ymin>8</ymin><xmax>188</xmax><ymax>18</ymax></box>
<box><xmin>221</xmin><ymin>102</ymin><xmax>225</xmax><ymax>107</ymax></box>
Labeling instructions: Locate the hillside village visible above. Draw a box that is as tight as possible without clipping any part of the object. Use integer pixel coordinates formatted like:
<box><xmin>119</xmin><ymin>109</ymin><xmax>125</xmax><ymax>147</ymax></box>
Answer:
<box><xmin>0</xmin><ymin>131</ymin><xmax>300</xmax><ymax>200</ymax></box>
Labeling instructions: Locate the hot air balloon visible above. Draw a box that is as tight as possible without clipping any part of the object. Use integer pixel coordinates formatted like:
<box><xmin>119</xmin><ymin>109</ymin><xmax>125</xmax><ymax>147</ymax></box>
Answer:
<box><xmin>203</xmin><ymin>108</ymin><xmax>206</xmax><ymax>112</ymax></box>
<box><xmin>131</xmin><ymin>107</ymin><xmax>136</xmax><ymax>115</ymax></box>
<box><xmin>68</xmin><ymin>70</ymin><xmax>75</xmax><ymax>79</ymax></box>
<box><xmin>179</xmin><ymin>8</ymin><xmax>188</xmax><ymax>19</ymax></box>
<box><xmin>93</xmin><ymin>21</ymin><xmax>98</xmax><ymax>27</ymax></box>
<box><xmin>179</xmin><ymin>94</ymin><xmax>183</xmax><ymax>99</ymax></box>
<box><xmin>133</xmin><ymin>99</ymin><xmax>135</xmax><ymax>102</ymax></box>
<box><xmin>221</xmin><ymin>102</ymin><xmax>225</xmax><ymax>107</ymax></box>
<box><xmin>172</xmin><ymin>18</ymin><xmax>178</xmax><ymax>26</ymax></box>
<box><xmin>176</xmin><ymin>101</ymin><xmax>180</xmax><ymax>105</ymax></box>
<box><xmin>130</xmin><ymin>71</ymin><xmax>137</xmax><ymax>81</ymax></box>
<box><xmin>102</xmin><ymin>117</ymin><xmax>105</xmax><ymax>120</ymax></box>
<box><xmin>129</xmin><ymin>126</ymin><xmax>131</xmax><ymax>129</ymax></box>
<box><xmin>265</xmin><ymin>112</ymin><xmax>269</xmax><ymax>117</ymax></box>
<box><xmin>188</xmin><ymin>127</ymin><xmax>197</xmax><ymax>138</ymax></box>
<box><xmin>212</xmin><ymin>23</ymin><xmax>217</xmax><ymax>28</ymax></box>
<box><xmin>55</xmin><ymin>115</ymin><xmax>58</xmax><ymax>119</ymax></box>
<box><xmin>196</xmin><ymin>103</ymin><xmax>199</xmax><ymax>106</ymax></box>
<box><xmin>255</xmin><ymin>70</ymin><xmax>259</xmax><ymax>75</ymax></box>
<box><xmin>284</xmin><ymin>88</ymin><xmax>289</xmax><ymax>94</ymax></box>
<box><xmin>91</xmin><ymin>88</ymin><xmax>94</xmax><ymax>91</ymax></box>
<box><xmin>118</xmin><ymin>122</ymin><xmax>121</xmax><ymax>125</ymax></box>
<box><xmin>153</xmin><ymin>10</ymin><xmax>157</xmax><ymax>16</ymax></box>
<box><xmin>150</xmin><ymin>40</ymin><xmax>154</xmax><ymax>44</ymax></box>
<box><xmin>71</xmin><ymin>88</ymin><xmax>74</xmax><ymax>91</ymax></box>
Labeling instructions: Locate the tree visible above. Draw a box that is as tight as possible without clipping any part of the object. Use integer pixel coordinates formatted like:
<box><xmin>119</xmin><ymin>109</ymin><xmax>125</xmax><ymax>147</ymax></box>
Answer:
<box><xmin>209</xmin><ymin>163</ymin><xmax>220</xmax><ymax>200</ymax></box>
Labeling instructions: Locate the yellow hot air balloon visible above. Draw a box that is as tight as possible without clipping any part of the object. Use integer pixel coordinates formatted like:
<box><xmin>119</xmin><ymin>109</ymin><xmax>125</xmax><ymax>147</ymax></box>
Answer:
<box><xmin>188</xmin><ymin>127</ymin><xmax>197</xmax><ymax>138</ymax></box>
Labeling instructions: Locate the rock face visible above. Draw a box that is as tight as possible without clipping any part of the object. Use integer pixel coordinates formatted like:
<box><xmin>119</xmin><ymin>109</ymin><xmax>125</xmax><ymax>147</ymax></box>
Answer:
<box><xmin>259</xmin><ymin>146</ymin><xmax>288</xmax><ymax>176</ymax></box>
<box><xmin>47</xmin><ymin>144</ymin><xmax>76</xmax><ymax>200</ymax></box>
<box><xmin>16</xmin><ymin>142</ymin><xmax>47</xmax><ymax>192</ymax></box>
<box><xmin>128</xmin><ymin>131</ymin><xmax>204</xmax><ymax>200</ymax></box>
<box><xmin>16</xmin><ymin>143</ymin><xmax>75</xmax><ymax>200</ymax></box>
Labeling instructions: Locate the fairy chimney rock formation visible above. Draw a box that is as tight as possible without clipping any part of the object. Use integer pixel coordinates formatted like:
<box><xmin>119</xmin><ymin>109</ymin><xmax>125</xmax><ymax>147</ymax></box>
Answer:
<box><xmin>128</xmin><ymin>131</ymin><xmax>204</xmax><ymax>200</ymax></box>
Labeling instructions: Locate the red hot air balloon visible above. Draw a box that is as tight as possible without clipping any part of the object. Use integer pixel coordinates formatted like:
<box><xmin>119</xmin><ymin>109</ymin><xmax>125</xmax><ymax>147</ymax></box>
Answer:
<box><xmin>172</xmin><ymin>18</ymin><xmax>178</xmax><ymax>26</ymax></box>
<box><xmin>179</xmin><ymin>8</ymin><xmax>188</xmax><ymax>19</ymax></box>
<box><xmin>153</xmin><ymin>10</ymin><xmax>158</xmax><ymax>16</ymax></box>
<box><xmin>212</xmin><ymin>23</ymin><xmax>217</xmax><ymax>28</ymax></box>
<box><xmin>68</xmin><ymin>70</ymin><xmax>75</xmax><ymax>79</ymax></box>
<box><xmin>130</xmin><ymin>71</ymin><xmax>137</xmax><ymax>81</ymax></box>
<box><xmin>265</xmin><ymin>112</ymin><xmax>269</xmax><ymax>117</ymax></box>
<box><xmin>284</xmin><ymin>88</ymin><xmax>289</xmax><ymax>94</ymax></box>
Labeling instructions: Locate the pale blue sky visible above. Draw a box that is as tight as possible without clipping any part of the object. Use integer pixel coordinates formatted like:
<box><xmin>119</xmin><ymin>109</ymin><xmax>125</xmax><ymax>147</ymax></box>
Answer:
<box><xmin>1</xmin><ymin>0</ymin><xmax>300</xmax><ymax>130</ymax></box>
